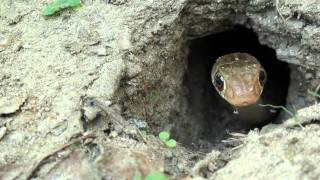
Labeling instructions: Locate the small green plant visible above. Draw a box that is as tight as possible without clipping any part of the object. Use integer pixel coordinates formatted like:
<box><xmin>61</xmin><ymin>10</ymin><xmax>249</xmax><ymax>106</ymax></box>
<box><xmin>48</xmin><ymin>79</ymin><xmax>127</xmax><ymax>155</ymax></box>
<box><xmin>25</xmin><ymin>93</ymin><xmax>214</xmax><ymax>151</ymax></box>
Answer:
<box><xmin>307</xmin><ymin>89</ymin><xmax>320</xmax><ymax>99</ymax></box>
<box><xmin>134</xmin><ymin>171</ymin><xmax>168</xmax><ymax>180</ymax></box>
<box><xmin>139</xmin><ymin>129</ymin><xmax>147</xmax><ymax>137</ymax></box>
<box><xmin>43</xmin><ymin>0</ymin><xmax>81</xmax><ymax>16</ymax></box>
<box><xmin>145</xmin><ymin>171</ymin><xmax>168</xmax><ymax>180</ymax></box>
<box><xmin>159</xmin><ymin>131</ymin><xmax>177</xmax><ymax>148</ymax></box>
<box><xmin>259</xmin><ymin>104</ymin><xmax>303</xmax><ymax>129</ymax></box>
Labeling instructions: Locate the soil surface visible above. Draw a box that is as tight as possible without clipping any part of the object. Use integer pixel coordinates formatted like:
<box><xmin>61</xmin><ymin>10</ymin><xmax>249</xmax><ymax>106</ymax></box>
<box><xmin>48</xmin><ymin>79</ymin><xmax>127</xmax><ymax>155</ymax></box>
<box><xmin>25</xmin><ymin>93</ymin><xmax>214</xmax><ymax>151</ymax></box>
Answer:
<box><xmin>0</xmin><ymin>0</ymin><xmax>320</xmax><ymax>179</ymax></box>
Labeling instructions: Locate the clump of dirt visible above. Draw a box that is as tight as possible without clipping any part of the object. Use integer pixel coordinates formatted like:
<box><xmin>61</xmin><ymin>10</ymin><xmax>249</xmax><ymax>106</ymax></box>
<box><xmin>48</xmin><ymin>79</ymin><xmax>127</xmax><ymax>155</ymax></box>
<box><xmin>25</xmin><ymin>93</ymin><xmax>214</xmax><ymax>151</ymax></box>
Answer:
<box><xmin>0</xmin><ymin>0</ymin><xmax>320</xmax><ymax>179</ymax></box>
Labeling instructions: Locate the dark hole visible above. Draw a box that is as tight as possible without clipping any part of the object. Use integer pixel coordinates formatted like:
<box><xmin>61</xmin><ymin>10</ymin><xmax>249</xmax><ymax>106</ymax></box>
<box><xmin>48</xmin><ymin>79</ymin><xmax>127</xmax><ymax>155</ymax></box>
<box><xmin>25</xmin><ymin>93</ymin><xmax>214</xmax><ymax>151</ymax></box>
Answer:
<box><xmin>179</xmin><ymin>26</ymin><xmax>290</xmax><ymax>145</ymax></box>
<box><xmin>103</xmin><ymin>128</ymin><xmax>111</xmax><ymax>135</ymax></box>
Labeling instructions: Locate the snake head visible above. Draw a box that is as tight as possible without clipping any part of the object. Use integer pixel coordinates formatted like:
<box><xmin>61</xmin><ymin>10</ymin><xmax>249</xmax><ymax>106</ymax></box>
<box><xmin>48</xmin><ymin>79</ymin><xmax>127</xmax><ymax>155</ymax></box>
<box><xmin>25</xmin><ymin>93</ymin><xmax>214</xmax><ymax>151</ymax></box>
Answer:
<box><xmin>211</xmin><ymin>53</ymin><xmax>267</xmax><ymax>107</ymax></box>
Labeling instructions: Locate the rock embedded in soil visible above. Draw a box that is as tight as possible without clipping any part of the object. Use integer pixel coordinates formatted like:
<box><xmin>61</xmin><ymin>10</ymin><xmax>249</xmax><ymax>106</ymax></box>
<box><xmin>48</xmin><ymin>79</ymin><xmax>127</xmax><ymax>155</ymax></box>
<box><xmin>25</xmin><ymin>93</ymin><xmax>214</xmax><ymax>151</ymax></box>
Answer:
<box><xmin>0</xmin><ymin>96</ymin><xmax>26</xmax><ymax>115</ymax></box>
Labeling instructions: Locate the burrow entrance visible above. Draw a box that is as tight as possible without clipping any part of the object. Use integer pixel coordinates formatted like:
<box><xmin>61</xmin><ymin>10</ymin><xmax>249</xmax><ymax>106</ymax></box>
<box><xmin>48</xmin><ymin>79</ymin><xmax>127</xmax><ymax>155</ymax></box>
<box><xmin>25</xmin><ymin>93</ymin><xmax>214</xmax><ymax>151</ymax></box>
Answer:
<box><xmin>173</xmin><ymin>26</ymin><xmax>291</xmax><ymax>146</ymax></box>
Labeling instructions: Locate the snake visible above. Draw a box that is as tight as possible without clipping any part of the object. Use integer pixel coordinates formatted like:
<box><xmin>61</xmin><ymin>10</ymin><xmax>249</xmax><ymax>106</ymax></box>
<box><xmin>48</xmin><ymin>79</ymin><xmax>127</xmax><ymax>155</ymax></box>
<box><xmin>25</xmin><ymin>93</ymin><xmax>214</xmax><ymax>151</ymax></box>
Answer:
<box><xmin>211</xmin><ymin>52</ymin><xmax>267</xmax><ymax>107</ymax></box>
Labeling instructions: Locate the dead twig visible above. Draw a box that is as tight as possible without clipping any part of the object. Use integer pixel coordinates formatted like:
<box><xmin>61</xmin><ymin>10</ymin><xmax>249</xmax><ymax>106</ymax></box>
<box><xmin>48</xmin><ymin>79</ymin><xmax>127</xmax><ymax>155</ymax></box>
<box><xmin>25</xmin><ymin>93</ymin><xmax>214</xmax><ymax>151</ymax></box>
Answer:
<box><xmin>25</xmin><ymin>132</ymin><xmax>96</xmax><ymax>180</ymax></box>
<box><xmin>227</xmin><ymin>132</ymin><xmax>247</xmax><ymax>137</ymax></box>
<box><xmin>231</xmin><ymin>144</ymin><xmax>244</xmax><ymax>151</ymax></box>
<box><xmin>137</xmin><ymin>128</ymin><xmax>148</xmax><ymax>144</ymax></box>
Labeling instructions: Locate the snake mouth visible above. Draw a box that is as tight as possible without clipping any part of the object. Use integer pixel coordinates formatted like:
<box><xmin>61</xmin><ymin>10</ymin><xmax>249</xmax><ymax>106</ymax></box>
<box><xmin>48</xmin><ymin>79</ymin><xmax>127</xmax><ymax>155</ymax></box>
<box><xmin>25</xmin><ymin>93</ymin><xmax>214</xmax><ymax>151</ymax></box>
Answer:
<box><xmin>231</xmin><ymin>101</ymin><xmax>258</xmax><ymax>107</ymax></box>
<box><xmin>228</xmin><ymin>94</ymin><xmax>260</xmax><ymax>107</ymax></box>
<box><xmin>234</xmin><ymin>101</ymin><xmax>256</xmax><ymax>107</ymax></box>
<box><xmin>240</xmin><ymin>101</ymin><xmax>250</xmax><ymax>106</ymax></box>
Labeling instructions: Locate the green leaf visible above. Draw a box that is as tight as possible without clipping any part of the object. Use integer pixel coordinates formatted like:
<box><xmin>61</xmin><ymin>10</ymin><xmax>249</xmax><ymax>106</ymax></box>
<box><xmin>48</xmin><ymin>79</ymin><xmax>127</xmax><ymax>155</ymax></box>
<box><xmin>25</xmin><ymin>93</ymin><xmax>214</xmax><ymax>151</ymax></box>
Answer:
<box><xmin>158</xmin><ymin>131</ymin><xmax>170</xmax><ymax>141</ymax></box>
<box><xmin>165</xmin><ymin>139</ymin><xmax>177</xmax><ymax>148</ymax></box>
<box><xmin>43</xmin><ymin>4</ymin><xmax>59</xmax><ymax>16</ymax></box>
<box><xmin>140</xmin><ymin>130</ymin><xmax>147</xmax><ymax>137</ymax></box>
<box><xmin>43</xmin><ymin>0</ymin><xmax>81</xmax><ymax>16</ymax></box>
<box><xmin>145</xmin><ymin>171</ymin><xmax>168</xmax><ymax>180</ymax></box>
<box><xmin>308</xmin><ymin>89</ymin><xmax>320</xmax><ymax>98</ymax></box>
<box><xmin>133</xmin><ymin>175</ymin><xmax>142</xmax><ymax>180</ymax></box>
<box><xmin>67</xmin><ymin>0</ymin><xmax>81</xmax><ymax>7</ymax></box>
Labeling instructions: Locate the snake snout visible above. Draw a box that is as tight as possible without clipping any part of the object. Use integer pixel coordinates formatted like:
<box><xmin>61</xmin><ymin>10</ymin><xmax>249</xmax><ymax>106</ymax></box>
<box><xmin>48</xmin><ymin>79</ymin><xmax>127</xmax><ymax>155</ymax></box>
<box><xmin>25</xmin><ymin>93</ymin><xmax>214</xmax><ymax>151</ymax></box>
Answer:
<box><xmin>231</xmin><ymin>95</ymin><xmax>259</xmax><ymax>106</ymax></box>
<box><xmin>239</xmin><ymin>97</ymin><xmax>258</xmax><ymax>106</ymax></box>
<box><xmin>230</xmin><ymin>90</ymin><xmax>261</xmax><ymax>106</ymax></box>
<box><xmin>225</xmin><ymin>81</ymin><xmax>262</xmax><ymax>107</ymax></box>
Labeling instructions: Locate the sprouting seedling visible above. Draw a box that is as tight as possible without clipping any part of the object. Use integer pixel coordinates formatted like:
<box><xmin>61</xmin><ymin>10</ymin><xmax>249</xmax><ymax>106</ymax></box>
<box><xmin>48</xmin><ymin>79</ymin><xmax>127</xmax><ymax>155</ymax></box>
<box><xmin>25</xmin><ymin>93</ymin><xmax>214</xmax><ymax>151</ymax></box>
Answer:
<box><xmin>159</xmin><ymin>131</ymin><xmax>177</xmax><ymax>148</ymax></box>
<box><xmin>259</xmin><ymin>104</ymin><xmax>304</xmax><ymax>129</ymax></box>
<box><xmin>43</xmin><ymin>0</ymin><xmax>81</xmax><ymax>16</ymax></box>
<box><xmin>307</xmin><ymin>89</ymin><xmax>320</xmax><ymax>99</ymax></box>
<box><xmin>145</xmin><ymin>171</ymin><xmax>168</xmax><ymax>180</ymax></box>
<box><xmin>134</xmin><ymin>171</ymin><xmax>168</xmax><ymax>180</ymax></box>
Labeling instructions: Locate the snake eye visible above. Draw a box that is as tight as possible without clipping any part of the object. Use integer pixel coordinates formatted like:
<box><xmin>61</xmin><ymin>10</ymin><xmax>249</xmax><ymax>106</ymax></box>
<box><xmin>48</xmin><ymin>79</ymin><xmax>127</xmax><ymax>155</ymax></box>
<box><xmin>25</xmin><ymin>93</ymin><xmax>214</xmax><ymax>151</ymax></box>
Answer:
<box><xmin>259</xmin><ymin>68</ymin><xmax>267</xmax><ymax>86</ymax></box>
<box><xmin>214</xmin><ymin>73</ymin><xmax>224</xmax><ymax>91</ymax></box>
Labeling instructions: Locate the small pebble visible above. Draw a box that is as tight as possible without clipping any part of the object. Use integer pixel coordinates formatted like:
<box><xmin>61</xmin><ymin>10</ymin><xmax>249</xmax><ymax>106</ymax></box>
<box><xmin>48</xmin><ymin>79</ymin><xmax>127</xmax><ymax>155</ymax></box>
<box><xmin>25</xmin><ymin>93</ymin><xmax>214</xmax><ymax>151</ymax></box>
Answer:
<box><xmin>305</xmin><ymin>73</ymin><xmax>313</xmax><ymax>80</ymax></box>
<box><xmin>208</xmin><ymin>162</ymin><xmax>216</xmax><ymax>172</ymax></box>
<box><xmin>110</xmin><ymin>131</ymin><xmax>118</xmax><ymax>138</ymax></box>
<box><xmin>0</xmin><ymin>96</ymin><xmax>27</xmax><ymax>115</ymax></box>
<box><xmin>95</xmin><ymin>46</ymin><xmax>108</xmax><ymax>56</ymax></box>
<box><xmin>83</xmin><ymin>106</ymin><xmax>101</xmax><ymax>122</ymax></box>
<box><xmin>104</xmin><ymin>100</ymin><xmax>112</xmax><ymax>107</ymax></box>
<box><xmin>0</xmin><ymin>34</ymin><xmax>11</xmax><ymax>48</ymax></box>
<box><xmin>84</xmin><ymin>138</ymin><xmax>94</xmax><ymax>144</ymax></box>
<box><xmin>29</xmin><ymin>99</ymin><xmax>36</xmax><ymax>105</ymax></box>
